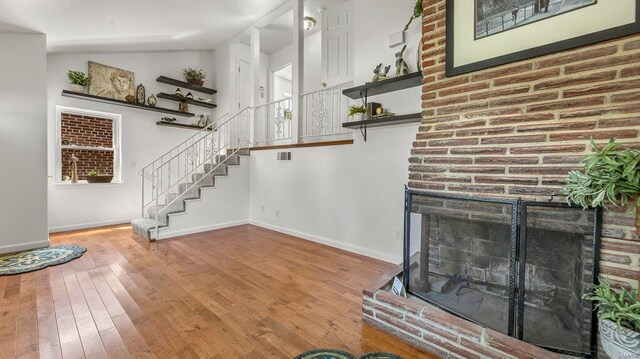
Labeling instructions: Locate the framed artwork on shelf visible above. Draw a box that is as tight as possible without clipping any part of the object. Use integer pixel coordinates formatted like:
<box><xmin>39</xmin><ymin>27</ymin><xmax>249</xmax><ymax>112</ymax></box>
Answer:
<box><xmin>445</xmin><ymin>0</ymin><xmax>640</xmax><ymax>77</ymax></box>
<box><xmin>88</xmin><ymin>61</ymin><xmax>135</xmax><ymax>101</ymax></box>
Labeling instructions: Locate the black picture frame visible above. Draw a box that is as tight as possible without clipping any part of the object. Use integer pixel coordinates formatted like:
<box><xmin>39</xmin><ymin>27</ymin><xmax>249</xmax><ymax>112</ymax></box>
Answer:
<box><xmin>445</xmin><ymin>0</ymin><xmax>640</xmax><ymax>77</ymax></box>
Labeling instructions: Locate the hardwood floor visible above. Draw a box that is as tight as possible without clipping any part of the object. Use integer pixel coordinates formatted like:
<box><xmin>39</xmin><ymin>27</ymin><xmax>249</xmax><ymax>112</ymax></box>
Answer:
<box><xmin>0</xmin><ymin>225</ymin><xmax>436</xmax><ymax>359</ymax></box>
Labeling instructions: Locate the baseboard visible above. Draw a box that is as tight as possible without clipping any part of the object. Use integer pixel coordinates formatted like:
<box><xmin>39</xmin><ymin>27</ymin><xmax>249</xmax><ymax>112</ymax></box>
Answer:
<box><xmin>48</xmin><ymin>219</ymin><xmax>132</xmax><ymax>233</ymax></box>
<box><xmin>158</xmin><ymin>219</ymin><xmax>250</xmax><ymax>240</ymax></box>
<box><xmin>248</xmin><ymin>220</ymin><xmax>401</xmax><ymax>264</ymax></box>
<box><xmin>0</xmin><ymin>239</ymin><xmax>50</xmax><ymax>254</ymax></box>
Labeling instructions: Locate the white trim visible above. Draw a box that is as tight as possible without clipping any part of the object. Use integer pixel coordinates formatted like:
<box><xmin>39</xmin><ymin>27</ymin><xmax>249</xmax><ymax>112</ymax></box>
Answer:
<box><xmin>248</xmin><ymin>220</ymin><xmax>402</xmax><ymax>264</ymax></box>
<box><xmin>157</xmin><ymin>220</ymin><xmax>250</xmax><ymax>240</ymax></box>
<box><xmin>48</xmin><ymin>219</ymin><xmax>131</xmax><ymax>233</ymax></box>
<box><xmin>0</xmin><ymin>239</ymin><xmax>50</xmax><ymax>254</ymax></box>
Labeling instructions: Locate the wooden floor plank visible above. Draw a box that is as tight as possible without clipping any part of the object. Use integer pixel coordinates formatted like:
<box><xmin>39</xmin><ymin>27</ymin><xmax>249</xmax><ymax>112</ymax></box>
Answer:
<box><xmin>0</xmin><ymin>224</ymin><xmax>437</xmax><ymax>359</ymax></box>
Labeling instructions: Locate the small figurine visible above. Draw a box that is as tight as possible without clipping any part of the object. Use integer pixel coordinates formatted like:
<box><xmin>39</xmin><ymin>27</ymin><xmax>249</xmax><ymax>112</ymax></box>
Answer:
<box><xmin>174</xmin><ymin>88</ymin><xmax>183</xmax><ymax>97</ymax></box>
<box><xmin>395</xmin><ymin>45</ymin><xmax>410</xmax><ymax>77</ymax></box>
<box><xmin>197</xmin><ymin>114</ymin><xmax>210</xmax><ymax>127</ymax></box>
<box><xmin>186</xmin><ymin>92</ymin><xmax>194</xmax><ymax>100</ymax></box>
<box><xmin>161</xmin><ymin>117</ymin><xmax>177</xmax><ymax>123</ymax></box>
<box><xmin>178</xmin><ymin>101</ymin><xmax>189</xmax><ymax>112</ymax></box>
<box><xmin>125</xmin><ymin>95</ymin><xmax>135</xmax><ymax>103</ymax></box>
<box><xmin>136</xmin><ymin>84</ymin><xmax>146</xmax><ymax>104</ymax></box>
<box><xmin>147</xmin><ymin>94</ymin><xmax>157</xmax><ymax>107</ymax></box>
<box><xmin>70</xmin><ymin>153</ymin><xmax>79</xmax><ymax>183</ymax></box>
<box><xmin>381</xmin><ymin>65</ymin><xmax>391</xmax><ymax>79</ymax></box>
<box><xmin>372</xmin><ymin>63</ymin><xmax>383</xmax><ymax>82</ymax></box>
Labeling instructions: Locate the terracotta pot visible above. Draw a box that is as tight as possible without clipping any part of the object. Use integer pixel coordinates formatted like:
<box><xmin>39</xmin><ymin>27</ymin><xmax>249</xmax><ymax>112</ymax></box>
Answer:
<box><xmin>85</xmin><ymin>175</ymin><xmax>113</xmax><ymax>184</ymax></box>
<box><xmin>187</xmin><ymin>79</ymin><xmax>204</xmax><ymax>87</ymax></box>
<box><xmin>599</xmin><ymin>318</ymin><xmax>640</xmax><ymax>358</ymax></box>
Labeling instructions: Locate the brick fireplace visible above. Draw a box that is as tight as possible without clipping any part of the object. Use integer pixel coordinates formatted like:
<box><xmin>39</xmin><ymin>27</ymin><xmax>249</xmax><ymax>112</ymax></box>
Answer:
<box><xmin>363</xmin><ymin>0</ymin><xmax>640</xmax><ymax>358</ymax></box>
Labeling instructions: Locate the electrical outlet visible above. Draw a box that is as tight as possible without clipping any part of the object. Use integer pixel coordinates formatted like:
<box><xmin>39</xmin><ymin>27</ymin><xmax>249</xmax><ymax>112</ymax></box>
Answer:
<box><xmin>276</xmin><ymin>209</ymin><xmax>280</xmax><ymax>218</ymax></box>
<box><xmin>395</xmin><ymin>229</ymin><xmax>403</xmax><ymax>242</ymax></box>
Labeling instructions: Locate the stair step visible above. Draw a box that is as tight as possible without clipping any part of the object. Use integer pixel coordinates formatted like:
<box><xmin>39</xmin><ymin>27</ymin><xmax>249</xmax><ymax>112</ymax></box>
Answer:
<box><xmin>227</xmin><ymin>148</ymin><xmax>250</xmax><ymax>156</ymax></box>
<box><xmin>131</xmin><ymin>218</ymin><xmax>166</xmax><ymax>241</ymax></box>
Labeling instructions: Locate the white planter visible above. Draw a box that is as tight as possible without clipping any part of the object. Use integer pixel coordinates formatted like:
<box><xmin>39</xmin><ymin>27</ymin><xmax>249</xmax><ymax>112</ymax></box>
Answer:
<box><xmin>350</xmin><ymin>113</ymin><xmax>364</xmax><ymax>122</ymax></box>
<box><xmin>600</xmin><ymin>318</ymin><xmax>640</xmax><ymax>358</ymax></box>
<box><xmin>70</xmin><ymin>84</ymin><xmax>85</xmax><ymax>93</ymax></box>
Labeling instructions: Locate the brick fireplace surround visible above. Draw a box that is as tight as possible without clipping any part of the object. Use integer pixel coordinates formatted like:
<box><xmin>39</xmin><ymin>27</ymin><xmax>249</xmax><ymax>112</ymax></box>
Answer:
<box><xmin>363</xmin><ymin>0</ymin><xmax>640</xmax><ymax>358</ymax></box>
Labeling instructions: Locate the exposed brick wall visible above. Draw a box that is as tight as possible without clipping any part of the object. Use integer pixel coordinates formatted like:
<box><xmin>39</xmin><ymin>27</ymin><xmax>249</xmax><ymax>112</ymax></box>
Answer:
<box><xmin>411</xmin><ymin>0</ymin><xmax>640</xmax><ymax>290</ymax></box>
<box><xmin>60</xmin><ymin>113</ymin><xmax>114</xmax><ymax>180</ymax></box>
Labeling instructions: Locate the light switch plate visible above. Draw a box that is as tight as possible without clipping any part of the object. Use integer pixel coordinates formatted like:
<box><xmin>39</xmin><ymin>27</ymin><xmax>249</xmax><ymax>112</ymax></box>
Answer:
<box><xmin>389</xmin><ymin>31</ymin><xmax>405</xmax><ymax>48</ymax></box>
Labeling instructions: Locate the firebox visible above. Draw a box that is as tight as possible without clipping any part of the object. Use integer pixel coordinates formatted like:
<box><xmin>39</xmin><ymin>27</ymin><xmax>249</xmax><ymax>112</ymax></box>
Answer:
<box><xmin>403</xmin><ymin>190</ymin><xmax>602</xmax><ymax>358</ymax></box>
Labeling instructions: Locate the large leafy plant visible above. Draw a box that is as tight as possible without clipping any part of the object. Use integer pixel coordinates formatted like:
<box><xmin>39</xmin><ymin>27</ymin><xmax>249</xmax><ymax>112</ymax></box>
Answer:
<box><xmin>561</xmin><ymin>139</ymin><xmax>640</xmax><ymax>209</ymax></box>
<box><xmin>404</xmin><ymin>0</ymin><xmax>423</xmax><ymax>31</ymax></box>
<box><xmin>584</xmin><ymin>279</ymin><xmax>640</xmax><ymax>332</ymax></box>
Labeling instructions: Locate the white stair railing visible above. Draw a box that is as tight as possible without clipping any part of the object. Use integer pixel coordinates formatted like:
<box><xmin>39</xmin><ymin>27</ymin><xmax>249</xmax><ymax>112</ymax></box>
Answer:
<box><xmin>255</xmin><ymin>98</ymin><xmax>293</xmax><ymax>145</ymax></box>
<box><xmin>301</xmin><ymin>81</ymin><xmax>354</xmax><ymax>140</ymax></box>
<box><xmin>138</xmin><ymin>108</ymin><xmax>252</xmax><ymax>235</ymax></box>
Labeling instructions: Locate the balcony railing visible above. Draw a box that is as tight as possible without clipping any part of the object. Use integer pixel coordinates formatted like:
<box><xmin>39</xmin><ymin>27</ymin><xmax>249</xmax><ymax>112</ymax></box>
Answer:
<box><xmin>255</xmin><ymin>98</ymin><xmax>292</xmax><ymax>146</ymax></box>
<box><xmin>301</xmin><ymin>81</ymin><xmax>354</xmax><ymax>141</ymax></box>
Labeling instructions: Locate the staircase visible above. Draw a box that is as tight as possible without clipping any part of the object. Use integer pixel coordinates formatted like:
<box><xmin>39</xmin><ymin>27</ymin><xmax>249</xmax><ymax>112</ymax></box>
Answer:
<box><xmin>131</xmin><ymin>108</ymin><xmax>252</xmax><ymax>241</ymax></box>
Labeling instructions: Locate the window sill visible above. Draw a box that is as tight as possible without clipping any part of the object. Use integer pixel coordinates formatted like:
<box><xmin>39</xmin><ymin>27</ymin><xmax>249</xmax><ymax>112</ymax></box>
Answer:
<box><xmin>52</xmin><ymin>181</ymin><xmax>123</xmax><ymax>188</ymax></box>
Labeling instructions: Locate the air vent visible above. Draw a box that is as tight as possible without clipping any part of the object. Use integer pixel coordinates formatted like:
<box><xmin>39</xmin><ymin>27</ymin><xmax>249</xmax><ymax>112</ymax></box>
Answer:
<box><xmin>277</xmin><ymin>151</ymin><xmax>292</xmax><ymax>162</ymax></box>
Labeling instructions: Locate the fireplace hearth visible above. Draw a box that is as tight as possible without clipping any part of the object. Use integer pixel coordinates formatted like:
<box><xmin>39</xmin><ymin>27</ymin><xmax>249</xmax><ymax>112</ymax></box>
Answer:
<box><xmin>403</xmin><ymin>190</ymin><xmax>601</xmax><ymax>358</ymax></box>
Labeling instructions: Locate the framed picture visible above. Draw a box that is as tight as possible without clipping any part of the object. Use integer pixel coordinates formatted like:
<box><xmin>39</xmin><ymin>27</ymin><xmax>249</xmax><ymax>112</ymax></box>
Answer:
<box><xmin>446</xmin><ymin>0</ymin><xmax>640</xmax><ymax>77</ymax></box>
<box><xmin>88</xmin><ymin>61</ymin><xmax>135</xmax><ymax>101</ymax></box>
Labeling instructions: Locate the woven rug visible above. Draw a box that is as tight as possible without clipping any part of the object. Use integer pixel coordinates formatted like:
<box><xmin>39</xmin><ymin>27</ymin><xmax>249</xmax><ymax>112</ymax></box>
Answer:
<box><xmin>293</xmin><ymin>349</ymin><xmax>402</xmax><ymax>359</ymax></box>
<box><xmin>0</xmin><ymin>245</ymin><xmax>87</xmax><ymax>275</ymax></box>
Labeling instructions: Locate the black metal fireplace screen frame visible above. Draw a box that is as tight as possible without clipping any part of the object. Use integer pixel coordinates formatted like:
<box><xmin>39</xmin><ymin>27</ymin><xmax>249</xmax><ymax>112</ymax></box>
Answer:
<box><xmin>402</xmin><ymin>188</ymin><xmax>602</xmax><ymax>358</ymax></box>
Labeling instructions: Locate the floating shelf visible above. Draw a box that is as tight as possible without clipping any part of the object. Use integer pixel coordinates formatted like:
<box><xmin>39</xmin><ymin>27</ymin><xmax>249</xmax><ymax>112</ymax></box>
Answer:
<box><xmin>342</xmin><ymin>113</ymin><xmax>421</xmax><ymax>141</ymax></box>
<box><xmin>156</xmin><ymin>92</ymin><xmax>217</xmax><ymax>109</ymax></box>
<box><xmin>156</xmin><ymin>121</ymin><xmax>212</xmax><ymax>131</ymax></box>
<box><xmin>61</xmin><ymin>90</ymin><xmax>195</xmax><ymax>117</ymax></box>
<box><xmin>342</xmin><ymin>72</ymin><xmax>422</xmax><ymax>100</ymax></box>
<box><xmin>156</xmin><ymin>76</ymin><xmax>217</xmax><ymax>95</ymax></box>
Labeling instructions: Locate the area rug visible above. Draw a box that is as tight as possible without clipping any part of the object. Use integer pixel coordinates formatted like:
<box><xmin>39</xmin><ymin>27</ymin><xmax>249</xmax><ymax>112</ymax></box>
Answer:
<box><xmin>0</xmin><ymin>245</ymin><xmax>87</xmax><ymax>275</ymax></box>
<box><xmin>292</xmin><ymin>349</ymin><xmax>402</xmax><ymax>359</ymax></box>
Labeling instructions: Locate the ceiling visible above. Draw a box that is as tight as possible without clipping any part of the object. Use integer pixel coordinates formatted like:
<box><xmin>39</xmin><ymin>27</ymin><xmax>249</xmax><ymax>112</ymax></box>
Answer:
<box><xmin>0</xmin><ymin>0</ymin><xmax>288</xmax><ymax>53</ymax></box>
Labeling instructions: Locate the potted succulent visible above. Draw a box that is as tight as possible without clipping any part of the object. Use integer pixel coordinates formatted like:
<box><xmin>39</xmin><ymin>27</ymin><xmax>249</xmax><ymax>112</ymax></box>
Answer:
<box><xmin>583</xmin><ymin>279</ymin><xmax>640</xmax><ymax>357</ymax></box>
<box><xmin>182</xmin><ymin>67</ymin><xmax>206</xmax><ymax>86</ymax></box>
<box><xmin>560</xmin><ymin>139</ymin><xmax>640</xmax><ymax>238</ymax></box>
<box><xmin>67</xmin><ymin>70</ymin><xmax>90</xmax><ymax>93</ymax></box>
<box><xmin>348</xmin><ymin>104</ymin><xmax>367</xmax><ymax>122</ymax></box>
<box><xmin>85</xmin><ymin>170</ymin><xmax>113</xmax><ymax>184</ymax></box>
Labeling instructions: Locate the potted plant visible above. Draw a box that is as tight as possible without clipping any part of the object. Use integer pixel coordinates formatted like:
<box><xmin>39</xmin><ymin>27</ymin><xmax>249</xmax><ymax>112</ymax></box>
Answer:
<box><xmin>403</xmin><ymin>0</ymin><xmax>424</xmax><ymax>71</ymax></box>
<box><xmin>85</xmin><ymin>170</ymin><xmax>113</xmax><ymax>184</ymax></box>
<box><xmin>348</xmin><ymin>105</ymin><xmax>367</xmax><ymax>122</ymax></box>
<box><xmin>67</xmin><ymin>70</ymin><xmax>90</xmax><ymax>93</ymax></box>
<box><xmin>583</xmin><ymin>279</ymin><xmax>640</xmax><ymax>357</ymax></box>
<box><xmin>561</xmin><ymin>139</ymin><xmax>640</xmax><ymax>237</ymax></box>
<box><xmin>182</xmin><ymin>67</ymin><xmax>206</xmax><ymax>86</ymax></box>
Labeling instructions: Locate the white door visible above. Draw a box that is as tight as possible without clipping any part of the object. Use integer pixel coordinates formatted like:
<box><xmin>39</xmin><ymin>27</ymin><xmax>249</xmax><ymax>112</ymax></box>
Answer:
<box><xmin>237</xmin><ymin>59</ymin><xmax>251</xmax><ymax>113</ymax></box>
<box><xmin>322</xmin><ymin>1</ymin><xmax>355</xmax><ymax>86</ymax></box>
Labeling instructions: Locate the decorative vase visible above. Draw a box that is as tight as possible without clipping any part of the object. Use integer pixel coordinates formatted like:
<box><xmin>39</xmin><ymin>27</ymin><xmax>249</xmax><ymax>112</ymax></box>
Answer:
<box><xmin>599</xmin><ymin>319</ymin><xmax>640</xmax><ymax>358</ymax></box>
<box><xmin>147</xmin><ymin>94</ymin><xmax>157</xmax><ymax>107</ymax></box>
<box><xmin>70</xmin><ymin>84</ymin><xmax>85</xmax><ymax>93</ymax></box>
<box><xmin>416</xmin><ymin>38</ymin><xmax>424</xmax><ymax>72</ymax></box>
<box><xmin>178</xmin><ymin>101</ymin><xmax>189</xmax><ymax>112</ymax></box>
<box><xmin>187</xmin><ymin>79</ymin><xmax>204</xmax><ymax>87</ymax></box>
<box><xmin>136</xmin><ymin>84</ymin><xmax>146</xmax><ymax>104</ymax></box>
<box><xmin>351</xmin><ymin>113</ymin><xmax>364</xmax><ymax>122</ymax></box>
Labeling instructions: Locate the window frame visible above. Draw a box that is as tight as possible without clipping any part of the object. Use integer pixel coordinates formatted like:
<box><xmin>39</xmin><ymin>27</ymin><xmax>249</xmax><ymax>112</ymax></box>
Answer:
<box><xmin>55</xmin><ymin>106</ymin><xmax>122</xmax><ymax>184</ymax></box>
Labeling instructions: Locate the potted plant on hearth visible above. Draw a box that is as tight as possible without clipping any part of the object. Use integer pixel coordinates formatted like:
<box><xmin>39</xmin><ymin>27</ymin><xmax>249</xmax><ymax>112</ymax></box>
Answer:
<box><xmin>583</xmin><ymin>279</ymin><xmax>640</xmax><ymax>357</ymax></box>
<box><xmin>67</xmin><ymin>70</ymin><xmax>90</xmax><ymax>93</ymax></box>
<box><xmin>182</xmin><ymin>67</ymin><xmax>206</xmax><ymax>87</ymax></box>
<box><xmin>560</xmin><ymin>139</ymin><xmax>640</xmax><ymax>238</ymax></box>
<box><xmin>85</xmin><ymin>170</ymin><xmax>113</xmax><ymax>184</ymax></box>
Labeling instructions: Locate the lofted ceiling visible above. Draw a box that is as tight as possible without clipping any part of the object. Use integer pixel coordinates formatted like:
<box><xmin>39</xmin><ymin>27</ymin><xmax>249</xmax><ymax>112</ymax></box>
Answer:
<box><xmin>0</xmin><ymin>0</ymin><xmax>288</xmax><ymax>53</ymax></box>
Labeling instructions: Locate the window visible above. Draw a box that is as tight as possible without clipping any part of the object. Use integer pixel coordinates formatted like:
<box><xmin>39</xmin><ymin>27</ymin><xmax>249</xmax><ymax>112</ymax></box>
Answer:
<box><xmin>56</xmin><ymin>106</ymin><xmax>121</xmax><ymax>183</ymax></box>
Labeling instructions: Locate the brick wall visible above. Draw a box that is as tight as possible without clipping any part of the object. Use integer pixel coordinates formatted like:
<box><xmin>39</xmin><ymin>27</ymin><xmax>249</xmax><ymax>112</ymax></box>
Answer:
<box><xmin>60</xmin><ymin>113</ymin><xmax>114</xmax><ymax>180</ymax></box>
<box><xmin>410</xmin><ymin>0</ymin><xmax>640</xmax><ymax>290</ymax></box>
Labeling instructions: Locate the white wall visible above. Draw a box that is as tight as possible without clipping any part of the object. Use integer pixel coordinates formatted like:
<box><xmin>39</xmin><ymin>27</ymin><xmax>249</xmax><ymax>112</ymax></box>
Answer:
<box><xmin>248</xmin><ymin>0</ymin><xmax>422</xmax><ymax>263</ymax></box>
<box><xmin>47</xmin><ymin>51</ymin><xmax>220</xmax><ymax>232</ymax></box>
<box><xmin>0</xmin><ymin>32</ymin><xmax>49</xmax><ymax>253</ymax></box>
<box><xmin>268</xmin><ymin>31</ymin><xmax>322</xmax><ymax>95</ymax></box>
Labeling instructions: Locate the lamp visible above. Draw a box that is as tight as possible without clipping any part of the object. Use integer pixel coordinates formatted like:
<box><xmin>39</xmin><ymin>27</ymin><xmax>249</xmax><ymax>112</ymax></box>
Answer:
<box><xmin>303</xmin><ymin>16</ymin><xmax>316</xmax><ymax>30</ymax></box>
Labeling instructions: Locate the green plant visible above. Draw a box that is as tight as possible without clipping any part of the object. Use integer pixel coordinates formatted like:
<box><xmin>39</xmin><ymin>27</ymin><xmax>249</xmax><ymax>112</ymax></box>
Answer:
<box><xmin>284</xmin><ymin>110</ymin><xmax>293</xmax><ymax>121</ymax></box>
<box><xmin>88</xmin><ymin>170</ymin><xmax>99</xmax><ymax>176</ymax></box>
<box><xmin>67</xmin><ymin>70</ymin><xmax>90</xmax><ymax>86</ymax></box>
<box><xmin>404</xmin><ymin>0</ymin><xmax>423</xmax><ymax>31</ymax></box>
<box><xmin>348</xmin><ymin>105</ymin><xmax>367</xmax><ymax>118</ymax></box>
<box><xmin>182</xmin><ymin>67</ymin><xmax>206</xmax><ymax>82</ymax></box>
<box><xmin>583</xmin><ymin>279</ymin><xmax>640</xmax><ymax>332</ymax></box>
<box><xmin>560</xmin><ymin>139</ymin><xmax>640</xmax><ymax>209</ymax></box>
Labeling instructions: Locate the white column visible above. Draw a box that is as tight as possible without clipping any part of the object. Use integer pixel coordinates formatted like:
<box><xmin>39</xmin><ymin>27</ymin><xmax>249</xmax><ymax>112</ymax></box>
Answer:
<box><xmin>291</xmin><ymin>0</ymin><xmax>304</xmax><ymax>144</ymax></box>
<box><xmin>250</xmin><ymin>27</ymin><xmax>261</xmax><ymax>146</ymax></box>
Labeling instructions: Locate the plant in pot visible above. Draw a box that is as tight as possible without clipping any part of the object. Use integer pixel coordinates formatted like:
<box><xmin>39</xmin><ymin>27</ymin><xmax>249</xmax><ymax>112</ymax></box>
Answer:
<box><xmin>583</xmin><ymin>279</ymin><xmax>640</xmax><ymax>357</ymax></box>
<box><xmin>348</xmin><ymin>104</ymin><xmax>367</xmax><ymax>122</ymax></box>
<box><xmin>403</xmin><ymin>0</ymin><xmax>424</xmax><ymax>71</ymax></box>
<box><xmin>182</xmin><ymin>67</ymin><xmax>206</xmax><ymax>87</ymax></box>
<box><xmin>560</xmin><ymin>139</ymin><xmax>640</xmax><ymax>238</ymax></box>
<box><xmin>67</xmin><ymin>70</ymin><xmax>90</xmax><ymax>93</ymax></box>
<box><xmin>85</xmin><ymin>169</ymin><xmax>114</xmax><ymax>184</ymax></box>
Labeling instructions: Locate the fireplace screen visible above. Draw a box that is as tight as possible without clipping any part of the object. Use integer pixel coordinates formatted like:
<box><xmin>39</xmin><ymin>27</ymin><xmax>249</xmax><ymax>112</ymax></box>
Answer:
<box><xmin>403</xmin><ymin>191</ymin><xmax>601</xmax><ymax>358</ymax></box>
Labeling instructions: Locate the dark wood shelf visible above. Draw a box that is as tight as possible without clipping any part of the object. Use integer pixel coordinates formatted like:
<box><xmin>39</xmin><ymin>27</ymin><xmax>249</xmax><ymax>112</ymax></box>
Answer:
<box><xmin>342</xmin><ymin>113</ymin><xmax>421</xmax><ymax>141</ymax></box>
<box><xmin>156</xmin><ymin>121</ymin><xmax>211</xmax><ymax>131</ymax></box>
<box><xmin>61</xmin><ymin>90</ymin><xmax>195</xmax><ymax>117</ymax></box>
<box><xmin>156</xmin><ymin>92</ymin><xmax>217</xmax><ymax>109</ymax></box>
<box><xmin>156</xmin><ymin>76</ymin><xmax>217</xmax><ymax>95</ymax></box>
<box><xmin>342</xmin><ymin>72</ymin><xmax>422</xmax><ymax>100</ymax></box>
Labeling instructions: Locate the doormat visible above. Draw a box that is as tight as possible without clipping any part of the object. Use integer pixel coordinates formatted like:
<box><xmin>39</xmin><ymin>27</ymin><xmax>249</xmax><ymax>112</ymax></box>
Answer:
<box><xmin>0</xmin><ymin>245</ymin><xmax>87</xmax><ymax>275</ymax></box>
